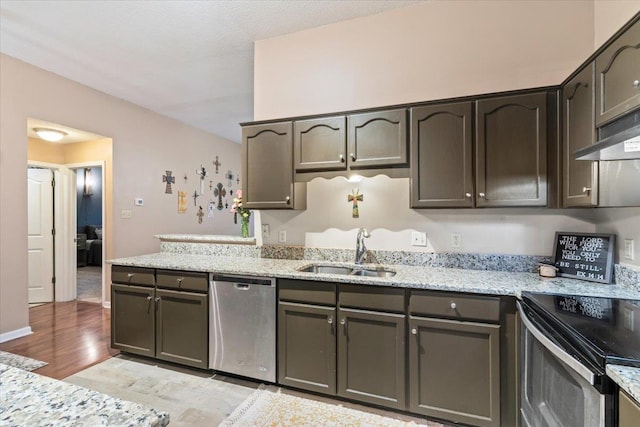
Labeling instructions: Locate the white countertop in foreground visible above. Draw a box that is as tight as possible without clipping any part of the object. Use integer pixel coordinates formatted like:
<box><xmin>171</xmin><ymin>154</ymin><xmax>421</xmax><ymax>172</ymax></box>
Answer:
<box><xmin>0</xmin><ymin>363</ymin><xmax>169</xmax><ymax>427</ymax></box>
<box><xmin>109</xmin><ymin>252</ymin><xmax>640</xmax><ymax>299</ymax></box>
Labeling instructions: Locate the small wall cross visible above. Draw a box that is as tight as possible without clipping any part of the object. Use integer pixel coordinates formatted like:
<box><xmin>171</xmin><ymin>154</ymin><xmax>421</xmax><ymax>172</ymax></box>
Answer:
<box><xmin>192</xmin><ymin>190</ymin><xmax>200</xmax><ymax>206</ymax></box>
<box><xmin>214</xmin><ymin>183</ymin><xmax>226</xmax><ymax>210</ymax></box>
<box><xmin>213</xmin><ymin>156</ymin><xmax>222</xmax><ymax>174</ymax></box>
<box><xmin>162</xmin><ymin>170</ymin><xmax>175</xmax><ymax>194</ymax></box>
<box><xmin>348</xmin><ymin>189</ymin><xmax>363</xmax><ymax>218</ymax></box>
<box><xmin>197</xmin><ymin>206</ymin><xmax>204</xmax><ymax>224</ymax></box>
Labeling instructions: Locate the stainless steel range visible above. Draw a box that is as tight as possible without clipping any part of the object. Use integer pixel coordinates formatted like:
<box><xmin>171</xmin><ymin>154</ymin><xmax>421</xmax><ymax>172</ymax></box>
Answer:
<box><xmin>518</xmin><ymin>292</ymin><xmax>640</xmax><ymax>427</ymax></box>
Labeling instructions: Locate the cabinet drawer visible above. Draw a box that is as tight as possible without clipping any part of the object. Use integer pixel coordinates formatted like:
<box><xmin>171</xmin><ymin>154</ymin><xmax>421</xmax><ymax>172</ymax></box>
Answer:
<box><xmin>410</xmin><ymin>291</ymin><xmax>499</xmax><ymax>322</ymax></box>
<box><xmin>339</xmin><ymin>285</ymin><xmax>405</xmax><ymax>313</ymax></box>
<box><xmin>279</xmin><ymin>279</ymin><xmax>336</xmax><ymax>305</ymax></box>
<box><xmin>156</xmin><ymin>270</ymin><xmax>208</xmax><ymax>292</ymax></box>
<box><xmin>111</xmin><ymin>266</ymin><xmax>155</xmax><ymax>287</ymax></box>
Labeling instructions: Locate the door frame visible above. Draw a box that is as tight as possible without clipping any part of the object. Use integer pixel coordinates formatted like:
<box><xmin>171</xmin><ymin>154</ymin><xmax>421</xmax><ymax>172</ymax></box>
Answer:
<box><xmin>66</xmin><ymin>161</ymin><xmax>106</xmax><ymax>306</ymax></box>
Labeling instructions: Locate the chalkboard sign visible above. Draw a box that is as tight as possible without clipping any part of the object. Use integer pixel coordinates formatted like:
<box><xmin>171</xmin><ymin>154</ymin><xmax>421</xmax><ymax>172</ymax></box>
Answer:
<box><xmin>552</xmin><ymin>232</ymin><xmax>616</xmax><ymax>284</ymax></box>
<box><xmin>554</xmin><ymin>295</ymin><xmax>614</xmax><ymax>323</ymax></box>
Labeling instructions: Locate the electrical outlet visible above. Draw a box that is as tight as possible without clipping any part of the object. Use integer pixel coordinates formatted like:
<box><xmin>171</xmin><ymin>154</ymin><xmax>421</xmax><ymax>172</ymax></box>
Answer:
<box><xmin>451</xmin><ymin>232</ymin><xmax>461</xmax><ymax>248</ymax></box>
<box><xmin>623</xmin><ymin>307</ymin><xmax>634</xmax><ymax>332</ymax></box>
<box><xmin>278</xmin><ymin>230</ymin><xmax>287</xmax><ymax>243</ymax></box>
<box><xmin>624</xmin><ymin>239</ymin><xmax>635</xmax><ymax>260</ymax></box>
<box><xmin>411</xmin><ymin>231</ymin><xmax>427</xmax><ymax>246</ymax></box>
<box><xmin>120</xmin><ymin>209</ymin><xmax>132</xmax><ymax>219</ymax></box>
<box><xmin>262</xmin><ymin>224</ymin><xmax>271</xmax><ymax>238</ymax></box>
<box><xmin>134</xmin><ymin>198</ymin><xmax>144</xmax><ymax>206</ymax></box>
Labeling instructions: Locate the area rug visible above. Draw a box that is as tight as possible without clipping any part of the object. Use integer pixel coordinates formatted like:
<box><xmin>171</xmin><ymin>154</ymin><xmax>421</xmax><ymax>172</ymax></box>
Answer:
<box><xmin>0</xmin><ymin>350</ymin><xmax>47</xmax><ymax>371</ymax></box>
<box><xmin>220</xmin><ymin>386</ymin><xmax>439</xmax><ymax>427</ymax></box>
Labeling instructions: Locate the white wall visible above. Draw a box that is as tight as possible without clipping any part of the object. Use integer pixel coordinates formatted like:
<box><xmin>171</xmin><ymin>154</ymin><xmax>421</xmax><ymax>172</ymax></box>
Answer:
<box><xmin>594</xmin><ymin>1</ymin><xmax>640</xmax><ymax>48</ymax></box>
<box><xmin>0</xmin><ymin>53</ymin><xmax>241</xmax><ymax>335</ymax></box>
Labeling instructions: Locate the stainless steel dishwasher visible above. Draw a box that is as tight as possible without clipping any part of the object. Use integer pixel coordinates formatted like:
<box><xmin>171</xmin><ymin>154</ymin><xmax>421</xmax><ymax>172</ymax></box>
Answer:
<box><xmin>209</xmin><ymin>274</ymin><xmax>276</xmax><ymax>382</ymax></box>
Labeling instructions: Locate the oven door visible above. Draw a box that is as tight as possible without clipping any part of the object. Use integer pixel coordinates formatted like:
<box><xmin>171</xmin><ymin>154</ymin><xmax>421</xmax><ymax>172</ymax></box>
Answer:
<box><xmin>518</xmin><ymin>302</ymin><xmax>612</xmax><ymax>427</ymax></box>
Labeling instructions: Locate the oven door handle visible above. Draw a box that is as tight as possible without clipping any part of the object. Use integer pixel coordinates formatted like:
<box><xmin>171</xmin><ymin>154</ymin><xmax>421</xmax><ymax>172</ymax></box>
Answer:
<box><xmin>517</xmin><ymin>302</ymin><xmax>595</xmax><ymax>385</ymax></box>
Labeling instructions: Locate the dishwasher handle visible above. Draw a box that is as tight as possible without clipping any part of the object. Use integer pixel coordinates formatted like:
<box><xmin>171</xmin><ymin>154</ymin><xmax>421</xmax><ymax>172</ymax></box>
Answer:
<box><xmin>212</xmin><ymin>274</ymin><xmax>275</xmax><ymax>287</ymax></box>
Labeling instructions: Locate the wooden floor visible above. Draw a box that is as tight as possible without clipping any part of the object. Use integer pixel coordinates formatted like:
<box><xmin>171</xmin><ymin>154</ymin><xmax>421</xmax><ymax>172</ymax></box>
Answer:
<box><xmin>0</xmin><ymin>301</ymin><xmax>118</xmax><ymax>379</ymax></box>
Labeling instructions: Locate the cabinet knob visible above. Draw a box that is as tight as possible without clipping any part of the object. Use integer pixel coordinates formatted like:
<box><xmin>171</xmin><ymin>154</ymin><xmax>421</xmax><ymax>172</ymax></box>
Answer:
<box><xmin>478</xmin><ymin>192</ymin><xmax>486</xmax><ymax>199</ymax></box>
<box><xmin>634</xmin><ymin>80</ymin><xmax>640</xmax><ymax>89</ymax></box>
<box><xmin>465</xmin><ymin>193</ymin><xmax>472</xmax><ymax>198</ymax></box>
<box><xmin>285</xmin><ymin>196</ymin><xmax>291</xmax><ymax>204</ymax></box>
<box><xmin>340</xmin><ymin>318</ymin><xmax>346</xmax><ymax>325</ymax></box>
<box><xmin>350</xmin><ymin>153</ymin><xmax>356</xmax><ymax>162</ymax></box>
<box><xmin>176</xmin><ymin>277</ymin><xmax>184</xmax><ymax>286</ymax></box>
<box><xmin>339</xmin><ymin>154</ymin><xmax>345</xmax><ymax>163</ymax></box>
<box><xmin>328</xmin><ymin>317</ymin><xmax>333</xmax><ymax>324</ymax></box>
<box><xmin>450</xmin><ymin>302</ymin><xmax>457</xmax><ymax>310</ymax></box>
<box><xmin>146</xmin><ymin>296</ymin><xmax>152</xmax><ymax>301</ymax></box>
<box><xmin>582</xmin><ymin>187</ymin><xmax>591</xmax><ymax>193</ymax></box>
<box><xmin>411</xmin><ymin>328</ymin><xmax>417</xmax><ymax>335</ymax></box>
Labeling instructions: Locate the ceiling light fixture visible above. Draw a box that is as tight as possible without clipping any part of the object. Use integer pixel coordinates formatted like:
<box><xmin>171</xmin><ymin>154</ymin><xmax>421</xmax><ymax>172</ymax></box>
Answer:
<box><xmin>34</xmin><ymin>128</ymin><xmax>67</xmax><ymax>142</ymax></box>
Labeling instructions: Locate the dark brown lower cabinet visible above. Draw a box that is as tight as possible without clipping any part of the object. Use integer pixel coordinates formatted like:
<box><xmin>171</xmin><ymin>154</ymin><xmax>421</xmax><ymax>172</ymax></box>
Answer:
<box><xmin>337</xmin><ymin>307</ymin><xmax>406</xmax><ymax>410</ymax></box>
<box><xmin>278</xmin><ymin>301</ymin><xmax>336</xmax><ymax>394</ymax></box>
<box><xmin>111</xmin><ymin>283</ymin><xmax>155</xmax><ymax>357</ymax></box>
<box><xmin>408</xmin><ymin>316</ymin><xmax>501</xmax><ymax>427</ymax></box>
<box><xmin>156</xmin><ymin>288</ymin><xmax>209</xmax><ymax>369</ymax></box>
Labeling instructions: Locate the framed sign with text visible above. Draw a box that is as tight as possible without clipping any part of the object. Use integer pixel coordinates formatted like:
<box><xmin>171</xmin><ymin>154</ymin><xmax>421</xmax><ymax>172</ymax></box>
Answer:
<box><xmin>552</xmin><ymin>232</ymin><xmax>616</xmax><ymax>284</ymax></box>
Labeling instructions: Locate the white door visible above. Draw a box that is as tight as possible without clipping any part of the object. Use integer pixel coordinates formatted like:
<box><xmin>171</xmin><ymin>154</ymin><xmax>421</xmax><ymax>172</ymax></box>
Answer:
<box><xmin>28</xmin><ymin>168</ymin><xmax>54</xmax><ymax>303</ymax></box>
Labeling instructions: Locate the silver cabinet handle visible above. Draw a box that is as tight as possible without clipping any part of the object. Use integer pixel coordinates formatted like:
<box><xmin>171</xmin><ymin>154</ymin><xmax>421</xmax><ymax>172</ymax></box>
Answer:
<box><xmin>146</xmin><ymin>296</ymin><xmax>152</xmax><ymax>301</ymax></box>
<box><xmin>340</xmin><ymin>318</ymin><xmax>346</xmax><ymax>325</ymax></box>
<box><xmin>350</xmin><ymin>153</ymin><xmax>356</xmax><ymax>161</ymax></box>
<box><xmin>328</xmin><ymin>317</ymin><xmax>333</xmax><ymax>324</ymax></box>
<box><xmin>176</xmin><ymin>277</ymin><xmax>184</xmax><ymax>286</ymax></box>
<box><xmin>155</xmin><ymin>297</ymin><xmax>160</xmax><ymax>303</ymax></box>
<box><xmin>582</xmin><ymin>187</ymin><xmax>591</xmax><ymax>193</ymax></box>
<box><xmin>465</xmin><ymin>193</ymin><xmax>472</xmax><ymax>198</ymax></box>
<box><xmin>411</xmin><ymin>328</ymin><xmax>417</xmax><ymax>335</ymax></box>
<box><xmin>478</xmin><ymin>192</ymin><xmax>486</xmax><ymax>198</ymax></box>
<box><xmin>339</xmin><ymin>154</ymin><xmax>345</xmax><ymax>163</ymax></box>
<box><xmin>634</xmin><ymin>80</ymin><xmax>640</xmax><ymax>89</ymax></box>
<box><xmin>285</xmin><ymin>196</ymin><xmax>291</xmax><ymax>204</ymax></box>
<box><xmin>450</xmin><ymin>302</ymin><xmax>457</xmax><ymax>309</ymax></box>
<box><xmin>127</xmin><ymin>273</ymin><xmax>134</xmax><ymax>278</ymax></box>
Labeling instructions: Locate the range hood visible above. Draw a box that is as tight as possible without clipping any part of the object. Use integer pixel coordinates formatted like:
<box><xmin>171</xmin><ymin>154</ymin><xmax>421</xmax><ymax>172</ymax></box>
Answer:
<box><xmin>575</xmin><ymin>110</ymin><xmax>640</xmax><ymax>161</ymax></box>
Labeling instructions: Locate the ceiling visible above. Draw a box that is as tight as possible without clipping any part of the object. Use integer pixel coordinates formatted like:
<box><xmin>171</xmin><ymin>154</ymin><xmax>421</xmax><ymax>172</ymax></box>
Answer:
<box><xmin>1</xmin><ymin>0</ymin><xmax>419</xmax><ymax>143</ymax></box>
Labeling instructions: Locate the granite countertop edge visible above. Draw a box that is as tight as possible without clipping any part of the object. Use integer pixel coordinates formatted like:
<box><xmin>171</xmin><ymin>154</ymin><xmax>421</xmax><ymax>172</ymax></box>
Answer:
<box><xmin>606</xmin><ymin>365</ymin><xmax>640</xmax><ymax>404</ymax></box>
<box><xmin>108</xmin><ymin>252</ymin><xmax>640</xmax><ymax>299</ymax></box>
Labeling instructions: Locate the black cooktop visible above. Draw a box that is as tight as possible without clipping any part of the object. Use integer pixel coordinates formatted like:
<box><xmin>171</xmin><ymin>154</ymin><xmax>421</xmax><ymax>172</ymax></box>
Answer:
<box><xmin>521</xmin><ymin>292</ymin><xmax>640</xmax><ymax>369</ymax></box>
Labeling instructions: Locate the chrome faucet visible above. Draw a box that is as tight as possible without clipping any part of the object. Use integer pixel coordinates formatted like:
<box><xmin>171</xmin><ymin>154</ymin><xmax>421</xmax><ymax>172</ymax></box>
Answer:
<box><xmin>354</xmin><ymin>228</ymin><xmax>370</xmax><ymax>265</ymax></box>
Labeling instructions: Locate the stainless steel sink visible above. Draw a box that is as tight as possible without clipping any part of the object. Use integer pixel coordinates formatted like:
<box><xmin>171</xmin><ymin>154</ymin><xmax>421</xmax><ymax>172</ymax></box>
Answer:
<box><xmin>297</xmin><ymin>264</ymin><xmax>396</xmax><ymax>278</ymax></box>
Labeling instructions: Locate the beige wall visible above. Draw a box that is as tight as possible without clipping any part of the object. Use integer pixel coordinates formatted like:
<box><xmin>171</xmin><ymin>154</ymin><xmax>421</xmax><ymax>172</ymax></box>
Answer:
<box><xmin>1</xmin><ymin>53</ymin><xmax>241</xmax><ymax>336</ymax></box>
<box><xmin>594</xmin><ymin>0</ymin><xmax>640</xmax><ymax>48</ymax></box>
<box><xmin>254</xmin><ymin>1</ymin><xmax>640</xmax><ymax>266</ymax></box>
<box><xmin>255</xmin><ymin>0</ymin><xmax>594</xmax><ymax>119</ymax></box>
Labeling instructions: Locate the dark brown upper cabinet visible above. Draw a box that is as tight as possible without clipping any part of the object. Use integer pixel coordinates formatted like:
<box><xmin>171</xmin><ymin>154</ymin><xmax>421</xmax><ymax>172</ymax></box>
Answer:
<box><xmin>242</xmin><ymin>122</ymin><xmax>305</xmax><ymax>209</ymax></box>
<box><xmin>563</xmin><ymin>63</ymin><xmax>598</xmax><ymax>207</ymax></box>
<box><xmin>595</xmin><ymin>18</ymin><xmax>640</xmax><ymax>126</ymax></box>
<box><xmin>410</xmin><ymin>102</ymin><xmax>474</xmax><ymax>208</ymax></box>
<box><xmin>347</xmin><ymin>109</ymin><xmax>408</xmax><ymax>169</ymax></box>
<box><xmin>294</xmin><ymin>116</ymin><xmax>347</xmax><ymax>172</ymax></box>
<box><xmin>476</xmin><ymin>93</ymin><xmax>548</xmax><ymax>207</ymax></box>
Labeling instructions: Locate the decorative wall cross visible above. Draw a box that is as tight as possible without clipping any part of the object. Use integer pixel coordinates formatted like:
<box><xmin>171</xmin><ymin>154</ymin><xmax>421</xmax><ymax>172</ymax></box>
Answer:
<box><xmin>192</xmin><ymin>190</ymin><xmax>200</xmax><ymax>206</ymax></box>
<box><xmin>162</xmin><ymin>170</ymin><xmax>175</xmax><ymax>194</ymax></box>
<box><xmin>226</xmin><ymin>170</ymin><xmax>234</xmax><ymax>187</ymax></box>
<box><xmin>213</xmin><ymin>156</ymin><xmax>222</xmax><ymax>174</ymax></box>
<box><xmin>196</xmin><ymin>165</ymin><xmax>207</xmax><ymax>194</ymax></box>
<box><xmin>348</xmin><ymin>189</ymin><xmax>363</xmax><ymax>218</ymax></box>
<box><xmin>213</xmin><ymin>183</ymin><xmax>226</xmax><ymax>210</ymax></box>
<box><xmin>197</xmin><ymin>206</ymin><xmax>204</xmax><ymax>224</ymax></box>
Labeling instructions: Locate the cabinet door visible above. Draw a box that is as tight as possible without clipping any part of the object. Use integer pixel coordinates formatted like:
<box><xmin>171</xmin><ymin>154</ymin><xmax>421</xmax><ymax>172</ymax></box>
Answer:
<box><xmin>595</xmin><ymin>19</ymin><xmax>640</xmax><ymax>126</ymax></box>
<box><xmin>476</xmin><ymin>93</ymin><xmax>548</xmax><ymax>207</ymax></box>
<box><xmin>294</xmin><ymin>116</ymin><xmax>347</xmax><ymax>172</ymax></box>
<box><xmin>563</xmin><ymin>64</ymin><xmax>598</xmax><ymax>207</ymax></box>
<box><xmin>410</xmin><ymin>102</ymin><xmax>474</xmax><ymax>208</ymax></box>
<box><xmin>242</xmin><ymin>122</ymin><xmax>295</xmax><ymax>209</ymax></box>
<box><xmin>348</xmin><ymin>109</ymin><xmax>408</xmax><ymax>169</ymax></box>
<box><xmin>409</xmin><ymin>316</ymin><xmax>500</xmax><ymax>427</ymax></box>
<box><xmin>337</xmin><ymin>307</ymin><xmax>405</xmax><ymax>410</ymax></box>
<box><xmin>156</xmin><ymin>288</ymin><xmax>208</xmax><ymax>369</ymax></box>
<box><xmin>619</xmin><ymin>390</ymin><xmax>640</xmax><ymax>427</ymax></box>
<box><xmin>111</xmin><ymin>283</ymin><xmax>155</xmax><ymax>357</ymax></box>
<box><xmin>278</xmin><ymin>301</ymin><xmax>336</xmax><ymax>395</ymax></box>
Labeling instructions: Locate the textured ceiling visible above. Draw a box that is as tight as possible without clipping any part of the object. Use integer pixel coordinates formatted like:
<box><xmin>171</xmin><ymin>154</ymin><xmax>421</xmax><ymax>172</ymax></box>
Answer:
<box><xmin>1</xmin><ymin>0</ymin><xmax>419</xmax><ymax>143</ymax></box>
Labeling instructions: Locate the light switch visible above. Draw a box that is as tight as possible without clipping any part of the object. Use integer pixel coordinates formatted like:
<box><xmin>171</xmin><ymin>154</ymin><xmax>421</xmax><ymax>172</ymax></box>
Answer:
<box><xmin>120</xmin><ymin>209</ymin><xmax>132</xmax><ymax>219</ymax></box>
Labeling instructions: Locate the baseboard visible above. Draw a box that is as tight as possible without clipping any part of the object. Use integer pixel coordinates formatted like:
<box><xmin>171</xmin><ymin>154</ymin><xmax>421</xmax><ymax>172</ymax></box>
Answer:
<box><xmin>0</xmin><ymin>326</ymin><xmax>33</xmax><ymax>343</ymax></box>
<box><xmin>102</xmin><ymin>301</ymin><xmax>111</xmax><ymax>309</ymax></box>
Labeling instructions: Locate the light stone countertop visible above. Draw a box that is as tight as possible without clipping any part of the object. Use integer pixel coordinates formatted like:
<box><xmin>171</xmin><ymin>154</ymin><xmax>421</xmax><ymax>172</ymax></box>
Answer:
<box><xmin>0</xmin><ymin>363</ymin><xmax>169</xmax><ymax>427</ymax></box>
<box><xmin>108</xmin><ymin>252</ymin><xmax>640</xmax><ymax>299</ymax></box>
<box><xmin>606</xmin><ymin>365</ymin><xmax>640</xmax><ymax>404</ymax></box>
<box><xmin>154</xmin><ymin>234</ymin><xmax>256</xmax><ymax>245</ymax></box>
